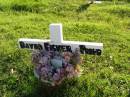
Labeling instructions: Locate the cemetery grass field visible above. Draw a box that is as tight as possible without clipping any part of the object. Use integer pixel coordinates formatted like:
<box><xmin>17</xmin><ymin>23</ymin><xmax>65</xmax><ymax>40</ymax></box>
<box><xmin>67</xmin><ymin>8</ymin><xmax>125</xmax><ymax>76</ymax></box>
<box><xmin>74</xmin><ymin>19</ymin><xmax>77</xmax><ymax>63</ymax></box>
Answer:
<box><xmin>0</xmin><ymin>0</ymin><xmax>130</xmax><ymax>97</ymax></box>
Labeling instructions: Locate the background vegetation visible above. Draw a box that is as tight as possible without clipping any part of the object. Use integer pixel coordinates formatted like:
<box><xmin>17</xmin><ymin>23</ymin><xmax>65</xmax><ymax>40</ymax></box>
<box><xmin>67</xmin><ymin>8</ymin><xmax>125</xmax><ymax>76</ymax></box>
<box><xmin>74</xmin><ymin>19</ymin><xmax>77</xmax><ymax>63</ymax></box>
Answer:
<box><xmin>0</xmin><ymin>0</ymin><xmax>130</xmax><ymax>97</ymax></box>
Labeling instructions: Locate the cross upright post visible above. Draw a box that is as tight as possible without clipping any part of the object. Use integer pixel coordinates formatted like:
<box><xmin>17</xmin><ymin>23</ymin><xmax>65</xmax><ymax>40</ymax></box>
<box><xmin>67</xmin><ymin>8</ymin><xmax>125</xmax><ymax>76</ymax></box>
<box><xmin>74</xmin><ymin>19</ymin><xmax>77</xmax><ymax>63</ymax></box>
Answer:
<box><xmin>50</xmin><ymin>23</ymin><xmax>63</xmax><ymax>44</ymax></box>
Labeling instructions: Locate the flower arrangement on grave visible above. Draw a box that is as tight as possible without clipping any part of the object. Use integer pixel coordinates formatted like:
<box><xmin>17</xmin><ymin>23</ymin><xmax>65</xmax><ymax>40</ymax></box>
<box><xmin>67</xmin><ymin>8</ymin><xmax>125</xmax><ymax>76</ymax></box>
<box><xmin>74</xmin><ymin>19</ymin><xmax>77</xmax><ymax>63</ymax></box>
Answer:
<box><xmin>32</xmin><ymin>49</ymin><xmax>82</xmax><ymax>86</ymax></box>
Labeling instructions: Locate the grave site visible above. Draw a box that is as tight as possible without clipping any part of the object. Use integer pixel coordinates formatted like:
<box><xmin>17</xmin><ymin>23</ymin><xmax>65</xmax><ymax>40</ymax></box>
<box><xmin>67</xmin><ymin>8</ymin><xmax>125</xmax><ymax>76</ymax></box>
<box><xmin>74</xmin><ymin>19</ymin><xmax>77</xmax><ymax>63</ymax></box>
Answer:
<box><xmin>19</xmin><ymin>23</ymin><xmax>103</xmax><ymax>86</ymax></box>
<box><xmin>0</xmin><ymin>0</ymin><xmax>130</xmax><ymax>97</ymax></box>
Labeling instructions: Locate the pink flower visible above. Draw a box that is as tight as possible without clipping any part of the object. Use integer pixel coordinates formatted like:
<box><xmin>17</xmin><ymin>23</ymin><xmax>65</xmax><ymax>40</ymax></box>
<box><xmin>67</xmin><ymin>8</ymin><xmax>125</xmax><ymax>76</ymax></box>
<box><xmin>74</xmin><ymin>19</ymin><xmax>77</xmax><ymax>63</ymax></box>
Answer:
<box><xmin>60</xmin><ymin>68</ymin><xmax>64</xmax><ymax>74</ymax></box>
<box><xmin>66</xmin><ymin>65</ymin><xmax>74</xmax><ymax>72</ymax></box>
<box><xmin>56</xmin><ymin>68</ymin><xmax>65</xmax><ymax>78</ymax></box>
<box><xmin>64</xmin><ymin>56</ymin><xmax>71</xmax><ymax>62</ymax></box>
<box><xmin>40</xmin><ymin>67</ymin><xmax>48</xmax><ymax>77</ymax></box>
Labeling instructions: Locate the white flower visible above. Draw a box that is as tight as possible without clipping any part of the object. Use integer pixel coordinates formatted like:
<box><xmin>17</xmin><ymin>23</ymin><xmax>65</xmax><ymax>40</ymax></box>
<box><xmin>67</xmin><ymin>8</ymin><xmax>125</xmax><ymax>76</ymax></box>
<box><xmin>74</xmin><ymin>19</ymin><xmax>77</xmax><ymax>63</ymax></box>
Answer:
<box><xmin>10</xmin><ymin>68</ymin><xmax>14</xmax><ymax>74</ymax></box>
<box><xmin>110</xmin><ymin>56</ymin><xmax>113</xmax><ymax>60</ymax></box>
<box><xmin>109</xmin><ymin>66</ymin><xmax>114</xmax><ymax>70</ymax></box>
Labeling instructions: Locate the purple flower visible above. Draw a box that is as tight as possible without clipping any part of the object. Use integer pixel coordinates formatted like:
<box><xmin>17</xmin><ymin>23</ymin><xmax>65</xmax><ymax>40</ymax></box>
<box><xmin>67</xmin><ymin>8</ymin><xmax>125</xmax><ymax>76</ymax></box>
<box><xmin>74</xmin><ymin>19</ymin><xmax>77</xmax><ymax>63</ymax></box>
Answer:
<box><xmin>53</xmin><ymin>73</ymin><xmax>60</xmax><ymax>81</ymax></box>
<box><xmin>39</xmin><ymin>56</ymin><xmax>49</xmax><ymax>65</ymax></box>
<box><xmin>32</xmin><ymin>50</ymin><xmax>81</xmax><ymax>85</ymax></box>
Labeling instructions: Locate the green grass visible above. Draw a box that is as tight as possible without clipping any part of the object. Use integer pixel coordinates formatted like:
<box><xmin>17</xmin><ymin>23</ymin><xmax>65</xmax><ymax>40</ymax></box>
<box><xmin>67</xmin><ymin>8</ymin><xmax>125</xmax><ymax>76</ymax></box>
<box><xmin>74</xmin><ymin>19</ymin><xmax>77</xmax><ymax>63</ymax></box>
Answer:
<box><xmin>0</xmin><ymin>0</ymin><xmax>130</xmax><ymax>97</ymax></box>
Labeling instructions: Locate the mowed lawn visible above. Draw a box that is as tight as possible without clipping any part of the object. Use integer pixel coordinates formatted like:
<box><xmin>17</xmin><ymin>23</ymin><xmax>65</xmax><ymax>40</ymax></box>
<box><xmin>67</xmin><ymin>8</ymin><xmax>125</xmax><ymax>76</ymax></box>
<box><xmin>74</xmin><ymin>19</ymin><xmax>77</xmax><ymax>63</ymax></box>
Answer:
<box><xmin>0</xmin><ymin>0</ymin><xmax>130</xmax><ymax>97</ymax></box>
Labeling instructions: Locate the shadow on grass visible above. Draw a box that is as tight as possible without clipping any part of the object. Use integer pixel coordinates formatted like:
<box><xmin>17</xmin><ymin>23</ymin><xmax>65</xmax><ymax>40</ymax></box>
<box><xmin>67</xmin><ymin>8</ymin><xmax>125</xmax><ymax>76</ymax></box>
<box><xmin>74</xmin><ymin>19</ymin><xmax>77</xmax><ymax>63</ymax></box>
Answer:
<box><xmin>20</xmin><ymin>81</ymin><xmax>56</xmax><ymax>97</ymax></box>
<box><xmin>10</xmin><ymin>3</ymin><xmax>46</xmax><ymax>13</ymax></box>
<box><xmin>76</xmin><ymin>3</ymin><xmax>92</xmax><ymax>13</ymax></box>
<box><xmin>22</xmin><ymin>78</ymin><xmax>79</xmax><ymax>97</ymax></box>
<box><xmin>128</xmin><ymin>90</ymin><xmax>130</xmax><ymax>97</ymax></box>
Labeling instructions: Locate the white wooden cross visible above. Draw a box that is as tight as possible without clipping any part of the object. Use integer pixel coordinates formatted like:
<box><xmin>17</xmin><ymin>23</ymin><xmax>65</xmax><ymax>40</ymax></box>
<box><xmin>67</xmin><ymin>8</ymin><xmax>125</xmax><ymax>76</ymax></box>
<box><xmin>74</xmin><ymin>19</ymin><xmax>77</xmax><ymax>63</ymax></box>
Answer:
<box><xmin>19</xmin><ymin>23</ymin><xmax>103</xmax><ymax>55</ymax></box>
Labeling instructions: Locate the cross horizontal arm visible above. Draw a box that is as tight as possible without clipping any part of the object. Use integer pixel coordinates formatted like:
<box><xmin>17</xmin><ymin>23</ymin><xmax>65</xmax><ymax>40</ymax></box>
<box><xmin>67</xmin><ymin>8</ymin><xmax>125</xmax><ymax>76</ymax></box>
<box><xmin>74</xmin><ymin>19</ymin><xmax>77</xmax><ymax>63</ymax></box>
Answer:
<box><xmin>19</xmin><ymin>38</ymin><xmax>103</xmax><ymax>55</ymax></box>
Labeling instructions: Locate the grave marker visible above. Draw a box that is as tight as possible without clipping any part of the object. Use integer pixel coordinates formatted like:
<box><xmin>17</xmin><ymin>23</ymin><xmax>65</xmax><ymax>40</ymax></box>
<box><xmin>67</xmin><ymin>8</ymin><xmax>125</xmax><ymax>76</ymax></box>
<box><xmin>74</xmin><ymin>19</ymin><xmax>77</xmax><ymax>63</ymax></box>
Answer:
<box><xmin>19</xmin><ymin>23</ymin><xmax>103</xmax><ymax>55</ymax></box>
